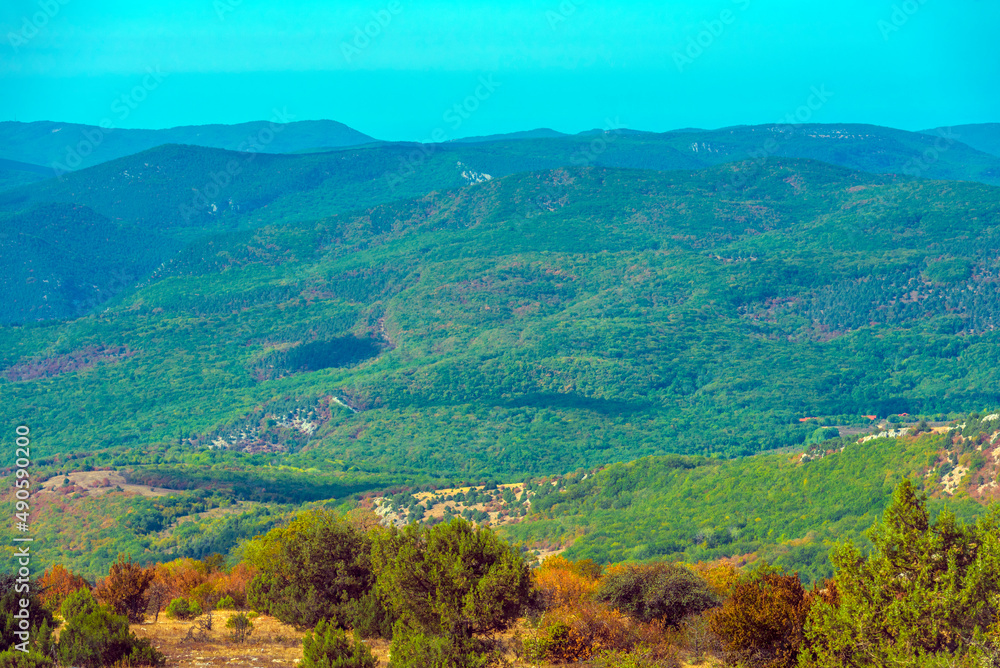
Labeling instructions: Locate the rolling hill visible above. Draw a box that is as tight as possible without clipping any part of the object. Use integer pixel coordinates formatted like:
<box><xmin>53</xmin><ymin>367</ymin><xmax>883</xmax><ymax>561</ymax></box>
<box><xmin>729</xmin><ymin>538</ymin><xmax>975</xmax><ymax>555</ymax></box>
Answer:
<box><xmin>0</xmin><ymin>157</ymin><xmax>51</xmax><ymax>192</ymax></box>
<box><xmin>5</xmin><ymin>122</ymin><xmax>1000</xmax><ymax>322</ymax></box>
<box><xmin>923</xmin><ymin>123</ymin><xmax>1000</xmax><ymax>157</ymax></box>
<box><xmin>3</xmin><ymin>160</ymin><xmax>1000</xmax><ymax>481</ymax></box>
<box><xmin>0</xmin><ymin>119</ymin><xmax>378</xmax><ymax>172</ymax></box>
<box><xmin>500</xmin><ymin>412</ymin><xmax>1000</xmax><ymax>582</ymax></box>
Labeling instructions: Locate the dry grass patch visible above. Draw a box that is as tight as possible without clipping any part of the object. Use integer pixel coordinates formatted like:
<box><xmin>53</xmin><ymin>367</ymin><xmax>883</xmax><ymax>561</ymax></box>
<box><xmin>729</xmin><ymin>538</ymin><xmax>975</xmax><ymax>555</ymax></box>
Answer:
<box><xmin>133</xmin><ymin>610</ymin><xmax>395</xmax><ymax>667</ymax></box>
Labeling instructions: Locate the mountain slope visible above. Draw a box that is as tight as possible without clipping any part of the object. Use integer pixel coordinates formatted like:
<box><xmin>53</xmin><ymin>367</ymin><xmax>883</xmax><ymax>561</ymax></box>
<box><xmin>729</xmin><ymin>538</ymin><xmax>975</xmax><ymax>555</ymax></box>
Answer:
<box><xmin>0</xmin><ymin>157</ymin><xmax>51</xmax><ymax>192</ymax></box>
<box><xmin>3</xmin><ymin>161</ymin><xmax>1000</xmax><ymax>477</ymax></box>
<box><xmin>6</xmin><ymin>121</ymin><xmax>1000</xmax><ymax>322</ymax></box>
<box><xmin>923</xmin><ymin>124</ymin><xmax>1000</xmax><ymax>157</ymax></box>
<box><xmin>502</xmin><ymin>413</ymin><xmax>1000</xmax><ymax>581</ymax></box>
<box><xmin>0</xmin><ymin>203</ymin><xmax>171</xmax><ymax>322</ymax></box>
<box><xmin>452</xmin><ymin>128</ymin><xmax>569</xmax><ymax>143</ymax></box>
<box><xmin>0</xmin><ymin>119</ymin><xmax>378</xmax><ymax>171</ymax></box>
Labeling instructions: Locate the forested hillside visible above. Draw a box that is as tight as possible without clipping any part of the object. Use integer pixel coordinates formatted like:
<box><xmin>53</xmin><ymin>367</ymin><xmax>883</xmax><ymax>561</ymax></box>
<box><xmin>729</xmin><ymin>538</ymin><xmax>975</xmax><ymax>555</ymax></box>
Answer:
<box><xmin>5</xmin><ymin>122</ymin><xmax>1000</xmax><ymax>321</ymax></box>
<box><xmin>924</xmin><ymin>123</ymin><xmax>1000</xmax><ymax>157</ymax></box>
<box><xmin>3</xmin><ymin>160</ymin><xmax>1000</xmax><ymax>480</ymax></box>
<box><xmin>0</xmin><ymin>119</ymin><xmax>377</xmax><ymax>170</ymax></box>
<box><xmin>503</xmin><ymin>414</ymin><xmax>1000</xmax><ymax>583</ymax></box>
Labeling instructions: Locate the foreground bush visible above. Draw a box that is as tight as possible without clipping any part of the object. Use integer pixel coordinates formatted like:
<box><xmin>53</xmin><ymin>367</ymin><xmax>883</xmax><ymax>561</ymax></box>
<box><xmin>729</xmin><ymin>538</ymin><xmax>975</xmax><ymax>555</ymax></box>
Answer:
<box><xmin>374</xmin><ymin>518</ymin><xmax>533</xmax><ymax>666</ymax></box>
<box><xmin>523</xmin><ymin>602</ymin><xmax>634</xmax><ymax>664</ymax></box>
<box><xmin>596</xmin><ymin>562</ymin><xmax>719</xmax><ymax>627</ymax></box>
<box><xmin>1</xmin><ymin>574</ymin><xmax>55</xmax><ymax>656</ymax></box>
<box><xmin>245</xmin><ymin>510</ymin><xmax>374</xmax><ymax>629</ymax></box>
<box><xmin>389</xmin><ymin>624</ymin><xmax>498</xmax><ymax>668</ymax></box>
<box><xmin>56</xmin><ymin>589</ymin><xmax>164</xmax><ymax>668</ymax></box>
<box><xmin>0</xmin><ymin>649</ymin><xmax>55</xmax><ymax>668</ymax></box>
<box><xmin>216</xmin><ymin>595</ymin><xmax>237</xmax><ymax>610</ymax></box>
<box><xmin>710</xmin><ymin>567</ymin><xmax>817</xmax><ymax>668</ymax></box>
<box><xmin>164</xmin><ymin>597</ymin><xmax>202</xmax><ymax>620</ymax></box>
<box><xmin>801</xmin><ymin>480</ymin><xmax>1000</xmax><ymax>667</ymax></box>
<box><xmin>94</xmin><ymin>554</ymin><xmax>155</xmax><ymax>623</ymax></box>
<box><xmin>301</xmin><ymin>619</ymin><xmax>377</xmax><ymax>668</ymax></box>
<box><xmin>594</xmin><ymin>646</ymin><xmax>681</xmax><ymax>668</ymax></box>
<box><xmin>533</xmin><ymin>555</ymin><xmax>602</xmax><ymax>609</ymax></box>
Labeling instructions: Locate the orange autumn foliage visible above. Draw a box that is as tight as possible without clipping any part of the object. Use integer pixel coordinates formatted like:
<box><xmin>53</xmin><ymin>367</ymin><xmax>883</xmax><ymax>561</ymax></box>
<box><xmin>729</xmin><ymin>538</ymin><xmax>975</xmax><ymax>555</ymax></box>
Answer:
<box><xmin>149</xmin><ymin>557</ymin><xmax>258</xmax><ymax>611</ymax></box>
<box><xmin>691</xmin><ymin>560</ymin><xmax>741</xmax><ymax>598</ymax></box>
<box><xmin>533</xmin><ymin>555</ymin><xmax>602</xmax><ymax>608</ymax></box>
<box><xmin>94</xmin><ymin>554</ymin><xmax>156</xmax><ymax>623</ymax></box>
<box><xmin>38</xmin><ymin>564</ymin><xmax>91</xmax><ymax>612</ymax></box>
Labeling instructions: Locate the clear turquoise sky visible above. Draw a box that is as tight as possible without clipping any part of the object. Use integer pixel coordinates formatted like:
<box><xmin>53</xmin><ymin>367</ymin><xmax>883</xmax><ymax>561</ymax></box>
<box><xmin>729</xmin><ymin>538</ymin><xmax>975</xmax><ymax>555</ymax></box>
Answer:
<box><xmin>1</xmin><ymin>0</ymin><xmax>997</xmax><ymax>140</ymax></box>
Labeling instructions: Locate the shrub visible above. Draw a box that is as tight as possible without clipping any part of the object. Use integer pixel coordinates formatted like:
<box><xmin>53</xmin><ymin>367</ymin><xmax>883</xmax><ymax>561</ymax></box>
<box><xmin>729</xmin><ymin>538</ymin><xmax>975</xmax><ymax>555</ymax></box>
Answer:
<box><xmin>244</xmin><ymin>510</ymin><xmax>373</xmax><ymax>628</ymax></box>
<box><xmin>388</xmin><ymin>623</ymin><xmax>497</xmax><ymax>668</ymax></box>
<box><xmin>301</xmin><ymin>619</ymin><xmax>377</xmax><ymax>668</ymax></box>
<box><xmin>533</xmin><ymin>555</ymin><xmax>602</xmax><ymax>609</ymax></box>
<box><xmin>56</xmin><ymin>589</ymin><xmax>164</xmax><ymax>668</ymax></box>
<box><xmin>596</xmin><ymin>562</ymin><xmax>720</xmax><ymax>627</ymax></box>
<box><xmin>710</xmin><ymin>566</ymin><xmax>814</xmax><ymax>668</ymax></box>
<box><xmin>37</xmin><ymin>564</ymin><xmax>90</xmax><ymax>613</ymax></box>
<box><xmin>94</xmin><ymin>555</ymin><xmax>155</xmax><ymax>623</ymax></box>
<box><xmin>523</xmin><ymin>602</ymin><xmax>637</xmax><ymax>664</ymax></box>
<box><xmin>216</xmin><ymin>595</ymin><xmax>237</xmax><ymax>610</ymax></box>
<box><xmin>0</xmin><ymin>649</ymin><xmax>55</xmax><ymax>667</ymax></box>
<box><xmin>164</xmin><ymin>597</ymin><xmax>202</xmax><ymax>620</ymax></box>
<box><xmin>226</xmin><ymin>612</ymin><xmax>254</xmax><ymax>643</ymax></box>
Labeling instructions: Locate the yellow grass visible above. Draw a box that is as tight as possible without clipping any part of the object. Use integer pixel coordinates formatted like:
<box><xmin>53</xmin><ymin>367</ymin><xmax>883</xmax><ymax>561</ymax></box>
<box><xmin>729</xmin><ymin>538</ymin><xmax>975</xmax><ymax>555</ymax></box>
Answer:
<box><xmin>135</xmin><ymin>611</ymin><xmax>720</xmax><ymax>667</ymax></box>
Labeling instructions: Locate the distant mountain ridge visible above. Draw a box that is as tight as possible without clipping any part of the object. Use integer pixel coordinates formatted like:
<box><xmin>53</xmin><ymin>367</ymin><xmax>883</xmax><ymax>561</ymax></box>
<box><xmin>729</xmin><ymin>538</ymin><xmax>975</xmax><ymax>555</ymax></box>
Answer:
<box><xmin>922</xmin><ymin>123</ymin><xmax>1000</xmax><ymax>157</ymax></box>
<box><xmin>451</xmin><ymin>128</ymin><xmax>569</xmax><ymax>143</ymax></box>
<box><xmin>0</xmin><ymin>119</ymin><xmax>379</xmax><ymax>173</ymax></box>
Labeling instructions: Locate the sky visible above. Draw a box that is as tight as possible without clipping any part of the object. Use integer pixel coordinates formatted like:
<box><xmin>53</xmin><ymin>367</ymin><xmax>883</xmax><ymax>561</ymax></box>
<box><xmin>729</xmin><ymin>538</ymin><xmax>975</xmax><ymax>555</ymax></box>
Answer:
<box><xmin>1</xmin><ymin>0</ymin><xmax>997</xmax><ymax>141</ymax></box>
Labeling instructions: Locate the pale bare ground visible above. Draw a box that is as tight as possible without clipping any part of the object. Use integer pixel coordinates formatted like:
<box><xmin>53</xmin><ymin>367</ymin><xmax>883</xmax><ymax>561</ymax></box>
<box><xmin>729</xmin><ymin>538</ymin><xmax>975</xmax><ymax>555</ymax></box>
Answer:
<box><xmin>36</xmin><ymin>470</ymin><xmax>184</xmax><ymax>498</ymax></box>
<box><xmin>134</xmin><ymin>611</ymin><xmax>341</xmax><ymax>667</ymax></box>
<box><xmin>135</xmin><ymin>611</ymin><xmax>718</xmax><ymax>667</ymax></box>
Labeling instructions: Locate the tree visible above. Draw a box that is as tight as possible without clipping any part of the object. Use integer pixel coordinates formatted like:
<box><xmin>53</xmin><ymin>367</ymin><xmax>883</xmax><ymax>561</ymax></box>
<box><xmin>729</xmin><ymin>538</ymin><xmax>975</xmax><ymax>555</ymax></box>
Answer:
<box><xmin>37</xmin><ymin>565</ymin><xmax>90</xmax><ymax>613</ymax></box>
<box><xmin>56</xmin><ymin>589</ymin><xmax>164</xmax><ymax>668</ymax></box>
<box><xmin>710</xmin><ymin>566</ymin><xmax>824</xmax><ymax>668</ymax></box>
<box><xmin>94</xmin><ymin>554</ymin><xmax>155</xmax><ymax>623</ymax></box>
<box><xmin>0</xmin><ymin>574</ymin><xmax>55</xmax><ymax>657</ymax></box>
<box><xmin>225</xmin><ymin>613</ymin><xmax>254</xmax><ymax>644</ymax></box>
<box><xmin>801</xmin><ymin>480</ymin><xmax>1000</xmax><ymax>667</ymax></box>
<box><xmin>373</xmin><ymin>518</ymin><xmax>533</xmax><ymax>667</ymax></box>
<box><xmin>301</xmin><ymin>619</ymin><xmax>377</xmax><ymax>668</ymax></box>
<box><xmin>373</xmin><ymin>518</ymin><xmax>533</xmax><ymax>640</ymax></box>
<box><xmin>244</xmin><ymin>510</ymin><xmax>375</xmax><ymax>628</ymax></box>
<box><xmin>595</xmin><ymin>562</ymin><xmax>719</xmax><ymax>627</ymax></box>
